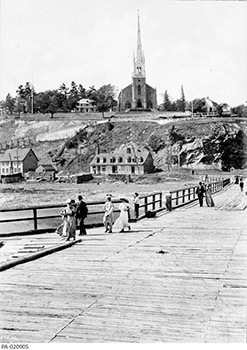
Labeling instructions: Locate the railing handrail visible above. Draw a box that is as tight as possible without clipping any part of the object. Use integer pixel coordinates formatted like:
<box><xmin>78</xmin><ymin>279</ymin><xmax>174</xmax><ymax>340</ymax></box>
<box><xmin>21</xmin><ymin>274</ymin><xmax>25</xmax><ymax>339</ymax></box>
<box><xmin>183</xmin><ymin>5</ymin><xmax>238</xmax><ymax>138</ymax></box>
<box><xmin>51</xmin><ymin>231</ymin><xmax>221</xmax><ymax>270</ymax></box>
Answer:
<box><xmin>0</xmin><ymin>177</ymin><xmax>231</xmax><ymax>234</ymax></box>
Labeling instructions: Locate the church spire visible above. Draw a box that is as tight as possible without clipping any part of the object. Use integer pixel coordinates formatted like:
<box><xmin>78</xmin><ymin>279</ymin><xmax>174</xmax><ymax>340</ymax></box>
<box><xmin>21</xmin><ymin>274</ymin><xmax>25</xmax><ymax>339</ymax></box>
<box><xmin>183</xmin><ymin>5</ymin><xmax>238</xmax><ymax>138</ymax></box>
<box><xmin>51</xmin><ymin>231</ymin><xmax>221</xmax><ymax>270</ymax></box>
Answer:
<box><xmin>133</xmin><ymin>10</ymin><xmax>145</xmax><ymax>77</ymax></box>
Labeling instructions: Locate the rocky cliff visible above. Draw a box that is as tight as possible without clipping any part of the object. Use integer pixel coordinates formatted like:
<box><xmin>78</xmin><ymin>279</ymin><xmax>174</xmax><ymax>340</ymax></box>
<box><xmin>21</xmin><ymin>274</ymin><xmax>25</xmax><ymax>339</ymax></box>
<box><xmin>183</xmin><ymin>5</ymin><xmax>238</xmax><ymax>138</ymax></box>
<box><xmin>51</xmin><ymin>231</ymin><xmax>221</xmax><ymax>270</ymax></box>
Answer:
<box><xmin>55</xmin><ymin>119</ymin><xmax>247</xmax><ymax>173</ymax></box>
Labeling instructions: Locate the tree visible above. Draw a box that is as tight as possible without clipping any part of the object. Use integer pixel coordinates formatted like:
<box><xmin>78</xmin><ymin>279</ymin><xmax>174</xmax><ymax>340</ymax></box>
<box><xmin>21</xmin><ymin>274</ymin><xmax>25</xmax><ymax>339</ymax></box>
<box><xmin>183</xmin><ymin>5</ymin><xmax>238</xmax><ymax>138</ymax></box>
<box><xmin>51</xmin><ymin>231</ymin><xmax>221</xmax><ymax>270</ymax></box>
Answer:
<box><xmin>35</xmin><ymin>90</ymin><xmax>63</xmax><ymax>118</ymax></box>
<box><xmin>162</xmin><ymin>90</ymin><xmax>173</xmax><ymax>111</ymax></box>
<box><xmin>4</xmin><ymin>93</ymin><xmax>15</xmax><ymax>114</ymax></box>
<box><xmin>176</xmin><ymin>85</ymin><xmax>186</xmax><ymax>112</ymax></box>
<box><xmin>232</xmin><ymin>104</ymin><xmax>247</xmax><ymax>118</ymax></box>
<box><xmin>67</xmin><ymin>81</ymin><xmax>79</xmax><ymax>111</ymax></box>
<box><xmin>78</xmin><ymin>84</ymin><xmax>87</xmax><ymax>99</ymax></box>
<box><xmin>95</xmin><ymin>84</ymin><xmax>117</xmax><ymax>117</ymax></box>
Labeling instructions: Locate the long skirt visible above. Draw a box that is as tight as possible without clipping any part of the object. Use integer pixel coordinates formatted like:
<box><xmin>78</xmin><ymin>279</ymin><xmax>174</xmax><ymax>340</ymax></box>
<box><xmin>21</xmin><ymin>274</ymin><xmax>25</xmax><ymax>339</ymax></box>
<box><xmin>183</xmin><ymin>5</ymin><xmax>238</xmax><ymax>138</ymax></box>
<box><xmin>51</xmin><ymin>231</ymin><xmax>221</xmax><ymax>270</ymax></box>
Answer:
<box><xmin>113</xmin><ymin>210</ymin><xmax>129</xmax><ymax>231</ymax></box>
<box><xmin>205</xmin><ymin>192</ymin><xmax>215</xmax><ymax>207</ymax></box>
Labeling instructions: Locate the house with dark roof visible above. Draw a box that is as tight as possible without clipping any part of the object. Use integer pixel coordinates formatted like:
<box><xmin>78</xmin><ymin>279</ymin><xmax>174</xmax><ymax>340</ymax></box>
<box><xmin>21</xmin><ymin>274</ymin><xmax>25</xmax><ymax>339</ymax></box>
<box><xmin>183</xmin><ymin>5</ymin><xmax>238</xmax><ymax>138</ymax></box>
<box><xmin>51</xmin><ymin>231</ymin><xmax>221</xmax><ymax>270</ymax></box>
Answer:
<box><xmin>0</xmin><ymin>148</ymin><xmax>38</xmax><ymax>176</ymax></box>
<box><xmin>90</xmin><ymin>142</ymin><xmax>154</xmax><ymax>176</ymax></box>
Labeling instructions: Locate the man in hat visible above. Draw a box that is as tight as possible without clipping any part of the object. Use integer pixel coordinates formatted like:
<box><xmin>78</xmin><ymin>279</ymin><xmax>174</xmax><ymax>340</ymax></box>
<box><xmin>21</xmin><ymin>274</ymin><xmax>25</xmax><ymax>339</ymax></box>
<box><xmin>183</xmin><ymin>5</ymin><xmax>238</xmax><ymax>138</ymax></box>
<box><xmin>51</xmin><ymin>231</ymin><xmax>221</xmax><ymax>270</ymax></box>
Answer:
<box><xmin>76</xmin><ymin>195</ymin><xmax>88</xmax><ymax>235</ymax></box>
<box><xmin>133</xmin><ymin>192</ymin><xmax>140</xmax><ymax>219</ymax></box>
<box><xmin>196</xmin><ymin>182</ymin><xmax>206</xmax><ymax>207</ymax></box>
<box><xmin>103</xmin><ymin>195</ymin><xmax>114</xmax><ymax>233</ymax></box>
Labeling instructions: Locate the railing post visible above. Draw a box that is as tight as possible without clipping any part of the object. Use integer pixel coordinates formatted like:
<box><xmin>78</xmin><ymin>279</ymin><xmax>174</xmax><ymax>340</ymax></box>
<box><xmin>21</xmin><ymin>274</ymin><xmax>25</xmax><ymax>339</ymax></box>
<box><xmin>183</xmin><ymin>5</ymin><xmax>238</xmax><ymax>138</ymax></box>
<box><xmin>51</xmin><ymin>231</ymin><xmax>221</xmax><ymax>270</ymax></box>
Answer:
<box><xmin>159</xmin><ymin>193</ymin><xmax>162</xmax><ymax>208</ymax></box>
<box><xmin>152</xmin><ymin>195</ymin><xmax>155</xmax><ymax>210</ymax></box>
<box><xmin>176</xmin><ymin>191</ymin><xmax>179</xmax><ymax>206</ymax></box>
<box><xmin>182</xmin><ymin>190</ymin><xmax>185</xmax><ymax>203</ymax></box>
<box><xmin>144</xmin><ymin>197</ymin><xmax>148</xmax><ymax>214</ymax></box>
<box><xmin>33</xmin><ymin>208</ymin><xmax>37</xmax><ymax>230</ymax></box>
<box><xmin>188</xmin><ymin>188</ymin><xmax>191</xmax><ymax>201</ymax></box>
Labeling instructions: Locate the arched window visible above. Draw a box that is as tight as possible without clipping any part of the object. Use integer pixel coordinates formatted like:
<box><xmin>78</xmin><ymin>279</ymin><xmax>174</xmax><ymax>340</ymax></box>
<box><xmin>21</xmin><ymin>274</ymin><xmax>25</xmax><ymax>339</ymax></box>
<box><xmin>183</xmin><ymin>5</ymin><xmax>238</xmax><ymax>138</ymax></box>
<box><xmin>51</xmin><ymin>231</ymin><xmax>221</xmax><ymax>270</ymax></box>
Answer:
<box><xmin>138</xmin><ymin>85</ymin><xmax>141</xmax><ymax>95</ymax></box>
<box><xmin>118</xmin><ymin>157</ymin><xmax>123</xmax><ymax>163</ymax></box>
<box><xmin>127</xmin><ymin>148</ymin><xmax>131</xmax><ymax>154</ymax></box>
<box><xmin>127</xmin><ymin>157</ymin><xmax>131</xmax><ymax>163</ymax></box>
<box><xmin>139</xmin><ymin>157</ymin><xmax>144</xmax><ymax>163</ymax></box>
<box><xmin>96</xmin><ymin>157</ymin><xmax>100</xmax><ymax>163</ymax></box>
<box><xmin>103</xmin><ymin>157</ymin><xmax>106</xmax><ymax>163</ymax></box>
<box><xmin>112</xmin><ymin>157</ymin><xmax>116</xmax><ymax>163</ymax></box>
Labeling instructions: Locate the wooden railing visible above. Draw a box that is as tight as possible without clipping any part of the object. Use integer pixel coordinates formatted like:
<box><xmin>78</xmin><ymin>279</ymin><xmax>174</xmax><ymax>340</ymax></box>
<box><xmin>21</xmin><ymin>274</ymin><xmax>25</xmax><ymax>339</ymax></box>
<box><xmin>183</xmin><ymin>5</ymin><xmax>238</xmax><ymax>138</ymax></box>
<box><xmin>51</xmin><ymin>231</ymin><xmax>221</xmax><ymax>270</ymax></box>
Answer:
<box><xmin>0</xmin><ymin>200</ymin><xmax>122</xmax><ymax>235</ymax></box>
<box><xmin>170</xmin><ymin>178</ymin><xmax>230</xmax><ymax>209</ymax></box>
<box><xmin>0</xmin><ymin>178</ymin><xmax>231</xmax><ymax>235</ymax></box>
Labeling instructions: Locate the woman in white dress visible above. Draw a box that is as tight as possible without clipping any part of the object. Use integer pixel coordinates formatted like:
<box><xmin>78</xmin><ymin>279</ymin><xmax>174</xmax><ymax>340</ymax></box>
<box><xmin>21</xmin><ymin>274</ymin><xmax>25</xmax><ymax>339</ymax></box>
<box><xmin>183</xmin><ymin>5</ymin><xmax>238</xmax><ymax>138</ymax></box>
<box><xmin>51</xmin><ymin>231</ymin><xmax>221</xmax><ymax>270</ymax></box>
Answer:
<box><xmin>56</xmin><ymin>199</ymin><xmax>76</xmax><ymax>240</ymax></box>
<box><xmin>205</xmin><ymin>185</ymin><xmax>215</xmax><ymax>207</ymax></box>
<box><xmin>113</xmin><ymin>198</ymin><xmax>131</xmax><ymax>233</ymax></box>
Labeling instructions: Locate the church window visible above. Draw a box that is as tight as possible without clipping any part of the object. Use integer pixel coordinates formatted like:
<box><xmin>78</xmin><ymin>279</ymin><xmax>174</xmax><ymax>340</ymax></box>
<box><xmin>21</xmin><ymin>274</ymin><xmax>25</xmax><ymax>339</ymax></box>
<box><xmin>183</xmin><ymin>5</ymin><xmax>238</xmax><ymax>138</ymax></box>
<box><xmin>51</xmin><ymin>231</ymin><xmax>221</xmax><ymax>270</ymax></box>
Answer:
<box><xmin>127</xmin><ymin>157</ymin><xmax>131</xmax><ymax>163</ymax></box>
<box><xmin>96</xmin><ymin>157</ymin><xmax>100</xmax><ymax>163</ymax></box>
<box><xmin>138</xmin><ymin>85</ymin><xmax>141</xmax><ymax>95</ymax></box>
<box><xmin>112</xmin><ymin>157</ymin><xmax>116</xmax><ymax>163</ymax></box>
<box><xmin>127</xmin><ymin>148</ymin><xmax>131</xmax><ymax>154</ymax></box>
<box><xmin>118</xmin><ymin>157</ymin><xmax>123</xmax><ymax>163</ymax></box>
<box><xmin>103</xmin><ymin>157</ymin><xmax>106</xmax><ymax>163</ymax></box>
<box><xmin>125</xmin><ymin>101</ymin><xmax>131</xmax><ymax>109</ymax></box>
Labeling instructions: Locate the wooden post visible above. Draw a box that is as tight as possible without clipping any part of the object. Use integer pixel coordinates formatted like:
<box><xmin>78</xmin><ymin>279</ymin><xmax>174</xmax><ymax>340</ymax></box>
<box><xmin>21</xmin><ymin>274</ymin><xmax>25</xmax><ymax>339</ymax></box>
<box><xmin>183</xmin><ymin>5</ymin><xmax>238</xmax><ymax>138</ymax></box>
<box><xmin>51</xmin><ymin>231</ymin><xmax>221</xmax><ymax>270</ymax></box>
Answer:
<box><xmin>33</xmin><ymin>208</ymin><xmax>38</xmax><ymax>230</ymax></box>
<box><xmin>152</xmin><ymin>195</ymin><xmax>155</xmax><ymax>210</ymax></box>
<box><xmin>182</xmin><ymin>190</ymin><xmax>185</xmax><ymax>203</ymax></box>
<box><xmin>176</xmin><ymin>191</ymin><xmax>179</xmax><ymax>206</ymax></box>
<box><xmin>144</xmin><ymin>197</ymin><xmax>148</xmax><ymax>214</ymax></box>
<box><xmin>159</xmin><ymin>193</ymin><xmax>162</xmax><ymax>208</ymax></box>
<box><xmin>188</xmin><ymin>188</ymin><xmax>191</xmax><ymax>201</ymax></box>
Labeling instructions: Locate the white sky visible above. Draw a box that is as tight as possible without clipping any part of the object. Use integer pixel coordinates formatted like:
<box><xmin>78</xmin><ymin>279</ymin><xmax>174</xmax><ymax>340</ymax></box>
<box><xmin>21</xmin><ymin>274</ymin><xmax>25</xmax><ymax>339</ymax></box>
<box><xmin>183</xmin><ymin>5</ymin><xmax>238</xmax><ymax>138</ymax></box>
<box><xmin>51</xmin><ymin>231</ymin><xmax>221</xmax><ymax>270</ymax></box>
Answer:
<box><xmin>0</xmin><ymin>0</ymin><xmax>247</xmax><ymax>106</ymax></box>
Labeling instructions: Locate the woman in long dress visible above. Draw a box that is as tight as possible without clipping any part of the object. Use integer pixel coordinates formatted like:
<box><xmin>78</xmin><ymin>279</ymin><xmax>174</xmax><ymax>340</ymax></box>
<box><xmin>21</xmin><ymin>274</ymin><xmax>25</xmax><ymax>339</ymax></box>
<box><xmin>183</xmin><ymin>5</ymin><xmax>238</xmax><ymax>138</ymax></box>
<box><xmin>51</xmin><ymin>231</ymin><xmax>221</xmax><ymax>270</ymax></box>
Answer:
<box><xmin>205</xmin><ymin>185</ymin><xmax>215</xmax><ymax>207</ymax></box>
<box><xmin>113</xmin><ymin>198</ymin><xmax>131</xmax><ymax>233</ymax></box>
<box><xmin>56</xmin><ymin>199</ymin><xmax>76</xmax><ymax>240</ymax></box>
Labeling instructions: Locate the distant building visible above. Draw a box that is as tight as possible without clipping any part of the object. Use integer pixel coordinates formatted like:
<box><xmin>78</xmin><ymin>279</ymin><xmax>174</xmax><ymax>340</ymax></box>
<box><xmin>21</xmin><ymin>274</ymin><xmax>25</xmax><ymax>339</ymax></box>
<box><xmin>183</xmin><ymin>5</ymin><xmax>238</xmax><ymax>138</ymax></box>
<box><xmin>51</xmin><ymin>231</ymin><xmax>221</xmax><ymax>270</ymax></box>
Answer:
<box><xmin>90</xmin><ymin>142</ymin><xmax>154</xmax><ymax>175</ymax></box>
<box><xmin>36</xmin><ymin>164</ymin><xmax>57</xmax><ymax>174</ymax></box>
<box><xmin>203</xmin><ymin>97</ymin><xmax>217</xmax><ymax>114</ymax></box>
<box><xmin>0</xmin><ymin>148</ymin><xmax>38</xmax><ymax>176</ymax></box>
<box><xmin>118</xmin><ymin>14</ymin><xmax>157</xmax><ymax>112</ymax></box>
<box><xmin>76</xmin><ymin>99</ymin><xmax>96</xmax><ymax>113</ymax></box>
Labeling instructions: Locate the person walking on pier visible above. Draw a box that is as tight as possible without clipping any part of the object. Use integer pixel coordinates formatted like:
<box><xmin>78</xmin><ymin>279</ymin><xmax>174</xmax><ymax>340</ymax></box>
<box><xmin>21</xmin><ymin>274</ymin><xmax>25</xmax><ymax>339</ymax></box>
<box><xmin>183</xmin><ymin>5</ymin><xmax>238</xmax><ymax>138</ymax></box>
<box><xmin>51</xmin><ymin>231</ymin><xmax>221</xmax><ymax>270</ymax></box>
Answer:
<box><xmin>133</xmin><ymin>192</ymin><xmax>140</xmax><ymax>219</ymax></box>
<box><xmin>239</xmin><ymin>178</ymin><xmax>244</xmax><ymax>192</ymax></box>
<box><xmin>205</xmin><ymin>184</ymin><xmax>215</xmax><ymax>207</ymax></box>
<box><xmin>103</xmin><ymin>195</ymin><xmax>114</xmax><ymax>233</ymax></box>
<box><xmin>113</xmin><ymin>198</ymin><xmax>131</xmax><ymax>233</ymax></box>
<box><xmin>196</xmin><ymin>182</ymin><xmax>206</xmax><ymax>207</ymax></box>
<box><xmin>76</xmin><ymin>195</ymin><xmax>88</xmax><ymax>236</ymax></box>
<box><xmin>58</xmin><ymin>199</ymin><xmax>77</xmax><ymax>241</ymax></box>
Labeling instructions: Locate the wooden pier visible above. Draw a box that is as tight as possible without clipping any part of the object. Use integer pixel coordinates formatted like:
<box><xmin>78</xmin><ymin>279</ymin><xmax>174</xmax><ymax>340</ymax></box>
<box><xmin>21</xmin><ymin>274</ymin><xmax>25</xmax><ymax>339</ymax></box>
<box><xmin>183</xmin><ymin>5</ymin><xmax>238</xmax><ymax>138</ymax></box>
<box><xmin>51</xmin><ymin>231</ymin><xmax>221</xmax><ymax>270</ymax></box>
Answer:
<box><xmin>0</xmin><ymin>184</ymin><xmax>246</xmax><ymax>343</ymax></box>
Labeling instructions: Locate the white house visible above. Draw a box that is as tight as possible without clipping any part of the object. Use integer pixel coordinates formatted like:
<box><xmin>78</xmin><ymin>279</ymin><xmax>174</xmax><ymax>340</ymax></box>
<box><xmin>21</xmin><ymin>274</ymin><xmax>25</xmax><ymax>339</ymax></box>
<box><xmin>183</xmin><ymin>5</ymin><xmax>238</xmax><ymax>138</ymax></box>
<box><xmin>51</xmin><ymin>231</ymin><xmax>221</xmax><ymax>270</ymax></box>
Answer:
<box><xmin>77</xmin><ymin>99</ymin><xmax>96</xmax><ymax>113</ymax></box>
<box><xmin>0</xmin><ymin>148</ymin><xmax>39</xmax><ymax>176</ymax></box>
<box><xmin>90</xmin><ymin>142</ymin><xmax>154</xmax><ymax>176</ymax></box>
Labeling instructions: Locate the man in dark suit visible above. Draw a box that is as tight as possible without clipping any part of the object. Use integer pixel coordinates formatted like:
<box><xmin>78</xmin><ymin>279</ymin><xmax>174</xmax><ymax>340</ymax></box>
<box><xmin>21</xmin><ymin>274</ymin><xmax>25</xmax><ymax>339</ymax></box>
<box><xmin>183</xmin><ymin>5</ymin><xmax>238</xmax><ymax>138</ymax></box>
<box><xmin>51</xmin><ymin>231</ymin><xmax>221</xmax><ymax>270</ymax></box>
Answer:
<box><xmin>196</xmin><ymin>182</ymin><xmax>206</xmax><ymax>207</ymax></box>
<box><xmin>76</xmin><ymin>195</ymin><xmax>88</xmax><ymax>235</ymax></box>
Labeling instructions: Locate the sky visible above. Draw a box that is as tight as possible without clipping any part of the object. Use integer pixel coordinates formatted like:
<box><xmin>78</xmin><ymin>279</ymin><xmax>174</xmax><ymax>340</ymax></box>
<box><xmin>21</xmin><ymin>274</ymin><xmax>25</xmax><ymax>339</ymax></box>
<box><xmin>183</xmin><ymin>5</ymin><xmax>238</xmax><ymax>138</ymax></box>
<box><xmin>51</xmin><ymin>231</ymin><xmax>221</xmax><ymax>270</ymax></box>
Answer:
<box><xmin>0</xmin><ymin>0</ymin><xmax>247</xmax><ymax>107</ymax></box>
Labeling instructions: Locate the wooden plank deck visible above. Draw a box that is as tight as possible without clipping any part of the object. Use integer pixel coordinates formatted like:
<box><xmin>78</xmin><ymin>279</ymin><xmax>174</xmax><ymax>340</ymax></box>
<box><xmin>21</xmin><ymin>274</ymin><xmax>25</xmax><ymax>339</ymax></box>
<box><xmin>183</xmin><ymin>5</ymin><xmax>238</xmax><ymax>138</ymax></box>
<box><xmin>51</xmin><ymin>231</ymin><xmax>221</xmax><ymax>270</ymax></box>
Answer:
<box><xmin>0</xmin><ymin>184</ymin><xmax>246</xmax><ymax>343</ymax></box>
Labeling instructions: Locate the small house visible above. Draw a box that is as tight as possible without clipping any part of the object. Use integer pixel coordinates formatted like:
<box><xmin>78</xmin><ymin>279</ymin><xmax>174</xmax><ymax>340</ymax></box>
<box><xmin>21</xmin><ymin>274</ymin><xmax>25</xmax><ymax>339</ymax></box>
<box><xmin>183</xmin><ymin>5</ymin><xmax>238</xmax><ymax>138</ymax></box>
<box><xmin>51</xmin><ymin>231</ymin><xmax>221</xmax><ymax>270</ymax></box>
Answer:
<box><xmin>90</xmin><ymin>143</ymin><xmax>154</xmax><ymax>176</ymax></box>
<box><xmin>36</xmin><ymin>164</ymin><xmax>57</xmax><ymax>174</ymax></box>
<box><xmin>0</xmin><ymin>148</ymin><xmax>38</xmax><ymax>176</ymax></box>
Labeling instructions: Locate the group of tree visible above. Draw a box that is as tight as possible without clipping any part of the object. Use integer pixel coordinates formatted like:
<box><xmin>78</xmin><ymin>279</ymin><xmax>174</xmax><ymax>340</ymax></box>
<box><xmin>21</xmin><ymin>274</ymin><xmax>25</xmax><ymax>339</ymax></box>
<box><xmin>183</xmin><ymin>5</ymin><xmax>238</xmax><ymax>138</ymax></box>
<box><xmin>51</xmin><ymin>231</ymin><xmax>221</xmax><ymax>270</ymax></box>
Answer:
<box><xmin>158</xmin><ymin>86</ymin><xmax>247</xmax><ymax>118</ymax></box>
<box><xmin>159</xmin><ymin>86</ymin><xmax>186</xmax><ymax>112</ymax></box>
<box><xmin>0</xmin><ymin>82</ymin><xmax>118</xmax><ymax>117</ymax></box>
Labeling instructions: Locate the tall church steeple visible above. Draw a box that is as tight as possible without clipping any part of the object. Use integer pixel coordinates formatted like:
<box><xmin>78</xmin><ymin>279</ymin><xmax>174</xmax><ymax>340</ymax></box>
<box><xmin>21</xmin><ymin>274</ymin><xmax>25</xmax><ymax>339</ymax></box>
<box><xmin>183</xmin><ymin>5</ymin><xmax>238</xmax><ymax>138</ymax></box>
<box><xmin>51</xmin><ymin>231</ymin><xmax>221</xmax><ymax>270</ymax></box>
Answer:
<box><xmin>133</xmin><ymin>11</ymin><xmax>146</xmax><ymax>77</ymax></box>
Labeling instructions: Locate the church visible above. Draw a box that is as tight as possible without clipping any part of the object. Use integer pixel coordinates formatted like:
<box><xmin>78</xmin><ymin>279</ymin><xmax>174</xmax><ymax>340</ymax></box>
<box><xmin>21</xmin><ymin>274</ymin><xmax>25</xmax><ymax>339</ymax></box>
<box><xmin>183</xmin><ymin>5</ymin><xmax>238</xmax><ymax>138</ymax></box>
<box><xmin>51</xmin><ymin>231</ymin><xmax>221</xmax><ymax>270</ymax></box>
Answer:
<box><xmin>118</xmin><ymin>14</ymin><xmax>157</xmax><ymax>112</ymax></box>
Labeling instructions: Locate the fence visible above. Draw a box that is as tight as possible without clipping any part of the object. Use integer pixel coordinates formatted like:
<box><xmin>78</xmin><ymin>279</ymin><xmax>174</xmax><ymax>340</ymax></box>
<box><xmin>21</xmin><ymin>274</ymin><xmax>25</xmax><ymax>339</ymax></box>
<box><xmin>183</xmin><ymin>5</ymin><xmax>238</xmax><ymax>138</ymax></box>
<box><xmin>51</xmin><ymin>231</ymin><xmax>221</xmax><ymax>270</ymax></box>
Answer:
<box><xmin>0</xmin><ymin>178</ymin><xmax>231</xmax><ymax>235</ymax></box>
